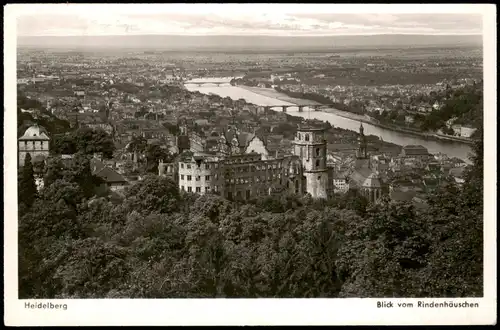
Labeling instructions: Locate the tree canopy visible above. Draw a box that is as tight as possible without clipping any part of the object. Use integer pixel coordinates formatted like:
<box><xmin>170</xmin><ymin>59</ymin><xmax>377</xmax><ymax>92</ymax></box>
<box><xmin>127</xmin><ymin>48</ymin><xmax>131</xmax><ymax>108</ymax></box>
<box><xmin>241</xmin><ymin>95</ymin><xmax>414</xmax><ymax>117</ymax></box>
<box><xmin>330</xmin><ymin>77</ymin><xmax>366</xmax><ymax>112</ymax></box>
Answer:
<box><xmin>51</xmin><ymin>127</ymin><xmax>115</xmax><ymax>159</ymax></box>
<box><xmin>18</xmin><ymin>153</ymin><xmax>37</xmax><ymax>212</ymax></box>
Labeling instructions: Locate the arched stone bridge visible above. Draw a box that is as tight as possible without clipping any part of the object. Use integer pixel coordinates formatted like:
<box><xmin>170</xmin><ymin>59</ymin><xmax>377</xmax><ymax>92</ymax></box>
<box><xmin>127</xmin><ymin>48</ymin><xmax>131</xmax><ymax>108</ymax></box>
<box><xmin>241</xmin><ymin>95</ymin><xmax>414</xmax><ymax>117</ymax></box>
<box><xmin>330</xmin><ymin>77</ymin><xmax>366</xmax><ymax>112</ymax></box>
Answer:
<box><xmin>184</xmin><ymin>81</ymin><xmax>232</xmax><ymax>87</ymax></box>
<box><xmin>184</xmin><ymin>77</ymin><xmax>235</xmax><ymax>87</ymax></box>
<box><xmin>260</xmin><ymin>104</ymin><xmax>337</xmax><ymax>113</ymax></box>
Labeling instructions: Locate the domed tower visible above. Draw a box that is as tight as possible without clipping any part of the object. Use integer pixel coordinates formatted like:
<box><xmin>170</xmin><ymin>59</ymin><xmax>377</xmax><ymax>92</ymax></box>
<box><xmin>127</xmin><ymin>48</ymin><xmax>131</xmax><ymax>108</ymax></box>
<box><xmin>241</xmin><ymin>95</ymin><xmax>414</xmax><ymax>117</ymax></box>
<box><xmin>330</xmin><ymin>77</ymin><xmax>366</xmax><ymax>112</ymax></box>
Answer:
<box><xmin>18</xmin><ymin>124</ymin><xmax>50</xmax><ymax>167</ymax></box>
<box><xmin>293</xmin><ymin>124</ymin><xmax>328</xmax><ymax>199</ymax></box>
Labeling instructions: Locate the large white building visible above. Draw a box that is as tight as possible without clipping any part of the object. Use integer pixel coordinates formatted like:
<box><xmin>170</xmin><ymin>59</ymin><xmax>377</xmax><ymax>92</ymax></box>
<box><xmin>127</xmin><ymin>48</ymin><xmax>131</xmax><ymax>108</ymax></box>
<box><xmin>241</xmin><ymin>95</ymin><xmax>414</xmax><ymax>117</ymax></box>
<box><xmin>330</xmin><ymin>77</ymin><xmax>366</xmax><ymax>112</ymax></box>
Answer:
<box><xmin>160</xmin><ymin>124</ymin><xmax>335</xmax><ymax>200</ymax></box>
<box><xmin>177</xmin><ymin>152</ymin><xmax>221</xmax><ymax>194</ymax></box>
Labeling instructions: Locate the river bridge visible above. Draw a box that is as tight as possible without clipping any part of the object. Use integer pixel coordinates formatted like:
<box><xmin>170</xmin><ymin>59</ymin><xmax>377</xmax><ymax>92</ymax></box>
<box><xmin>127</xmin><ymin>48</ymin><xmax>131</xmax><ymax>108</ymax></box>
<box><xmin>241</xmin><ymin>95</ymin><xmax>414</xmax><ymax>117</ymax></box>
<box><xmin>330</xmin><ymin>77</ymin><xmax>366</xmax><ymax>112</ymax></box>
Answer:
<box><xmin>261</xmin><ymin>104</ymin><xmax>338</xmax><ymax>113</ymax></box>
<box><xmin>184</xmin><ymin>81</ymin><xmax>232</xmax><ymax>87</ymax></box>
<box><xmin>184</xmin><ymin>77</ymin><xmax>235</xmax><ymax>87</ymax></box>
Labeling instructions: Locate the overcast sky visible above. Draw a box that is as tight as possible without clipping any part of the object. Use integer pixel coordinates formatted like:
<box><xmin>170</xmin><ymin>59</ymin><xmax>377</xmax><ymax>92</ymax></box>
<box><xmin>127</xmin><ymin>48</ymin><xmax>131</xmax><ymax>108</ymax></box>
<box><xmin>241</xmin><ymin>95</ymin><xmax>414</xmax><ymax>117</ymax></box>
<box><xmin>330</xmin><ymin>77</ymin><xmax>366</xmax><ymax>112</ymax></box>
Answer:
<box><xmin>14</xmin><ymin>4</ymin><xmax>484</xmax><ymax>37</ymax></box>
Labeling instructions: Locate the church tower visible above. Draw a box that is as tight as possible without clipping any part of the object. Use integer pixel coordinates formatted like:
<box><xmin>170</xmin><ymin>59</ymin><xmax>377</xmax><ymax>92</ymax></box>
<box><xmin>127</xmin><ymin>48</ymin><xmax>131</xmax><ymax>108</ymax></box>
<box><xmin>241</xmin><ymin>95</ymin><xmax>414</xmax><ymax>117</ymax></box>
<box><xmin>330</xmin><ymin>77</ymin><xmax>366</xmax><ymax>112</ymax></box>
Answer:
<box><xmin>293</xmin><ymin>124</ymin><xmax>328</xmax><ymax>199</ymax></box>
<box><xmin>356</xmin><ymin>122</ymin><xmax>368</xmax><ymax>159</ymax></box>
<box><xmin>177</xmin><ymin>120</ymin><xmax>190</xmax><ymax>154</ymax></box>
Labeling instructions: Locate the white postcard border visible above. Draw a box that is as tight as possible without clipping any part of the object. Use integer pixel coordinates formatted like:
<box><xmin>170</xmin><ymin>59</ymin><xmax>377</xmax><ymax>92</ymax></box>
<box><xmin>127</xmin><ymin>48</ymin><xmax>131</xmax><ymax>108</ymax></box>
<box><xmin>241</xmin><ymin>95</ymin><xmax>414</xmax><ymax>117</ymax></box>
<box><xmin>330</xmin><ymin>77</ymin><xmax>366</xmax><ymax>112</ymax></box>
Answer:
<box><xmin>3</xmin><ymin>3</ymin><xmax>497</xmax><ymax>326</ymax></box>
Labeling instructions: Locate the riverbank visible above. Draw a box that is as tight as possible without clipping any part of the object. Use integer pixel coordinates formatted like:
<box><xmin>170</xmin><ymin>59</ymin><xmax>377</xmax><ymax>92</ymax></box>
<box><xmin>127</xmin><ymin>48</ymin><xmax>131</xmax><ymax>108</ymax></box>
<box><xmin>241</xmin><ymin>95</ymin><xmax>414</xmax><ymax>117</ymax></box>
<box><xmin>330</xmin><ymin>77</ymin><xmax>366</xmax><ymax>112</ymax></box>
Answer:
<box><xmin>325</xmin><ymin>109</ymin><xmax>474</xmax><ymax>145</ymax></box>
<box><xmin>239</xmin><ymin>85</ymin><xmax>322</xmax><ymax>106</ymax></box>
<box><xmin>243</xmin><ymin>85</ymin><xmax>474</xmax><ymax>146</ymax></box>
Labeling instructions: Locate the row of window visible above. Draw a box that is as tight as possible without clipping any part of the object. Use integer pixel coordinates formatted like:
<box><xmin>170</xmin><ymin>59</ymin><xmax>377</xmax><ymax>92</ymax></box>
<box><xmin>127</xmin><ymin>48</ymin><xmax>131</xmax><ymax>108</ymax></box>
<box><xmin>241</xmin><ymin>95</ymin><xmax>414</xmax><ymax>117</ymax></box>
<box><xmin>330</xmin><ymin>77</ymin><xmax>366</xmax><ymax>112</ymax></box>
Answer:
<box><xmin>180</xmin><ymin>186</ymin><xmax>219</xmax><ymax>193</ymax></box>
<box><xmin>180</xmin><ymin>162</ymin><xmax>219</xmax><ymax>170</ymax></box>
<box><xmin>179</xmin><ymin>161</ymin><xmax>288</xmax><ymax>172</ymax></box>
<box><xmin>180</xmin><ymin>171</ymin><xmax>300</xmax><ymax>183</ymax></box>
<box><xmin>20</xmin><ymin>141</ymin><xmax>47</xmax><ymax>147</ymax></box>
<box><xmin>225</xmin><ymin>173</ymin><xmax>284</xmax><ymax>184</ymax></box>
<box><xmin>226</xmin><ymin>166</ymin><xmax>283</xmax><ymax>174</ymax></box>
<box><xmin>224</xmin><ymin>157</ymin><xmax>260</xmax><ymax>165</ymax></box>
<box><xmin>299</xmin><ymin>133</ymin><xmax>310</xmax><ymax>141</ymax></box>
<box><xmin>225</xmin><ymin>162</ymin><xmax>283</xmax><ymax>171</ymax></box>
<box><xmin>180</xmin><ymin>174</ymin><xmax>216</xmax><ymax>181</ymax></box>
<box><xmin>296</xmin><ymin>133</ymin><xmax>325</xmax><ymax>142</ymax></box>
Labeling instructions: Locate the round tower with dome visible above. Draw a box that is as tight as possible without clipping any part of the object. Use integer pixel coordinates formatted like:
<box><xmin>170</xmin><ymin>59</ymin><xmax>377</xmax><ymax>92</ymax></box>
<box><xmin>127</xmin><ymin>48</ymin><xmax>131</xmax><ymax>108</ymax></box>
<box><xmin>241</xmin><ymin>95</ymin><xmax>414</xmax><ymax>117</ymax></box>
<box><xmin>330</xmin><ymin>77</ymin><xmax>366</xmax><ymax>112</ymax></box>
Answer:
<box><xmin>18</xmin><ymin>124</ymin><xmax>50</xmax><ymax>167</ymax></box>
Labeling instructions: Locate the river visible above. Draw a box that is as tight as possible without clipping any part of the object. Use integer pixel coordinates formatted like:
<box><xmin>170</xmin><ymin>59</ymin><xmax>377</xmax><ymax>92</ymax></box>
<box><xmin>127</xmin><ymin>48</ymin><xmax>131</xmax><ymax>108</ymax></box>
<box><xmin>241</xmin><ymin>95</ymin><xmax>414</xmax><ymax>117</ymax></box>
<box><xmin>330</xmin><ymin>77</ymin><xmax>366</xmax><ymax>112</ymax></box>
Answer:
<box><xmin>185</xmin><ymin>81</ymin><xmax>472</xmax><ymax>163</ymax></box>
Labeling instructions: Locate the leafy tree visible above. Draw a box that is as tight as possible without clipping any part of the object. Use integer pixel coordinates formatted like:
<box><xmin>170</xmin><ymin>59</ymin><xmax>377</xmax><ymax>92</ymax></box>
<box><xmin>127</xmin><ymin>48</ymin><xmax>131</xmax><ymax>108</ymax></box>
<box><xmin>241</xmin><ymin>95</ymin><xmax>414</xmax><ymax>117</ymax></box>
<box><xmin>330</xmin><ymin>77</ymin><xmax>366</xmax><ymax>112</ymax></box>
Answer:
<box><xmin>419</xmin><ymin>181</ymin><xmax>482</xmax><ymax>297</ymax></box>
<box><xmin>418</xmin><ymin>124</ymin><xmax>483</xmax><ymax>297</ymax></box>
<box><xmin>51</xmin><ymin>134</ymin><xmax>77</xmax><ymax>155</ymax></box>
<box><xmin>18</xmin><ymin>178</ymin><xmax>86</xmax><ymax>298</ymax></box>
<box><xmin>145</xmin><ymin>144</ymin><xmax>171</xmax><ymax>174</ymax></box>
<box><xmin>126</xmin><ymin>135</ymin><xmax>148</xmax><ymax>154</ymax></box>
<box><xmin>51</xmin><ymin>127</ymin><xmax>116</xmax><ymax>158</ymax></box>
<box><xmin>338</xmin><ymin>189</ymin><xmax>368</xmax><ymax>215</ymax></box>
<box><xmin>43</xmin><ymin>154</ymin><xmax>103</xmax><ymax>198</ymax></box>
<box><xmin>117</xmin><ymin>211</ymin><xmax>196</xmax><ymax>298</ymax></box>
<box><xmin>63</xmin><ymin>153</ymin><xmax>103</xmax><ymax>198</ymax></box>
<box><xmin>464</xmin><ymin>123</ymin><xmax>483</xmax><ymax>192</ymax></box>
<box><xmin>121</xmin><ymin>159</ymin><xmax>138</xmax><ymax>176</ymax></box>
<box><xmin>53</xmin><ymin>237</ymin><xmax>132</xmax><ymax>298</ymax></box>
<box><xmin>18</xmin><ymin>153</ymin><xmax>37</xmax><ymax>209</ymax></box>
<box><xmin>73</xmin><ymin>127</ymin><xmax>116</xmax><ymax>158</ymax></box>
<box><xmin>32</xmin><ymin>156</ymin><xmax>46</xmax><ymax>175</ymax></box>
<box><xmin>19</xmin><ymin>237</ymin><xmax>72</xmax><ymax>299</ymax></box>
<box><xmin>250</xmin><ymin>195</ymin><xmax>286</xmax><ymax>213</ymax></box>
<box><xmin>272</xmin><ymin>122</ymin><xmax>297</xmax><ymax>139</ymax></box>
<box><xmin>336</xmin><ymin>197</ymin><xmax>430</xmax><ymax>297</ymax></box>
<box><xmin>123</xmin><ymin>174</ymin><xmax>181</xmax><ymax>214</ymax></box>
<box><xmin>43</xmin><ymin>156</ymin><xmax>65</xmax><ymax>187</ymax></box>
<box><xmin>190</xmin><ymin>194</ymin><xmax>234</xmax><ymax>223</ymax></box>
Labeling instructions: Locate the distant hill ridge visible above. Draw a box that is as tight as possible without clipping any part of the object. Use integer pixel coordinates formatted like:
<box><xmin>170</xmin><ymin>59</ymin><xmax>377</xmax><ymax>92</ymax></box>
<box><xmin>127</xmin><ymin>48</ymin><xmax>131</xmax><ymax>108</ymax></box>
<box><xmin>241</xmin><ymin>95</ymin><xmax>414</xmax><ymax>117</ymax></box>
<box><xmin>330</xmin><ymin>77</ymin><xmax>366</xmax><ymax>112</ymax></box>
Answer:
<box><xmin>18</xmin><ymin>34</ymin><xmax>482</xmax><ymax>50</ymax></box>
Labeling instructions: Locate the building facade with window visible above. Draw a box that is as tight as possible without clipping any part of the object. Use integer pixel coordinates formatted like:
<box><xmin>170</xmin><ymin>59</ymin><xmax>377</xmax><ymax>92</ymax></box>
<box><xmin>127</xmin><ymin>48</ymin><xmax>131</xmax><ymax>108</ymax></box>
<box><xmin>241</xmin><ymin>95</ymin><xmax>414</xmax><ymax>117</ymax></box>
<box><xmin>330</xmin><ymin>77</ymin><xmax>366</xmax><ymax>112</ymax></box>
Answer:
<box><xmin>177</xmin><ymin>152</ymin><xmax>221</xmax><ymax>195</ymax></box>
<box><xmin>166</xmin><ymin>124</ymin><xmax>334</xmax><ymax>201</ymax></box>
<box><xmin>175</xmin><ymin>151</ymin><xmax>305</xmax><ymax>201</ymax></box>
<box><xmin>18</xmin><ymin>124</ymin><xmax>50</xmax><ymax>167</ymax></box>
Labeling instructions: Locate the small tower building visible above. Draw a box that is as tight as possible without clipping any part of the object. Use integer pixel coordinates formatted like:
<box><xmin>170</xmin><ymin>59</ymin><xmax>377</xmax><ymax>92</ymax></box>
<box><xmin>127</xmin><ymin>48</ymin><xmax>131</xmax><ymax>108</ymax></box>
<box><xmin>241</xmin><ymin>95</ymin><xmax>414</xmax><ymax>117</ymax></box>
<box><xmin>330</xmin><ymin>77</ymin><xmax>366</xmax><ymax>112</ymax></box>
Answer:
<box><xmin>293</xmin><ymin>124</ymin><xmax>329</xmax><ymax>199</ymax></box>
<box><xmin>18</xmin><ymin>124</ymin><xmax>50</xmax><ymax>167</ymax></box>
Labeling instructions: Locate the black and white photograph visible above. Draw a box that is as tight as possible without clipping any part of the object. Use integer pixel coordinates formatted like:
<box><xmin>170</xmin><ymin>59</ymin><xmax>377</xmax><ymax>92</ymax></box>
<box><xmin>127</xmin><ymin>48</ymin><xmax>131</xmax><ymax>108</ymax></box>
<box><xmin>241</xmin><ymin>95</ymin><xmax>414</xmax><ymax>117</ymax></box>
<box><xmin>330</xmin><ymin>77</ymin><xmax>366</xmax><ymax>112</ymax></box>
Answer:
<box><xmin>4</xmin><ymin>3</ymin><xmax>496</xmax><ymax>326</ymax></box>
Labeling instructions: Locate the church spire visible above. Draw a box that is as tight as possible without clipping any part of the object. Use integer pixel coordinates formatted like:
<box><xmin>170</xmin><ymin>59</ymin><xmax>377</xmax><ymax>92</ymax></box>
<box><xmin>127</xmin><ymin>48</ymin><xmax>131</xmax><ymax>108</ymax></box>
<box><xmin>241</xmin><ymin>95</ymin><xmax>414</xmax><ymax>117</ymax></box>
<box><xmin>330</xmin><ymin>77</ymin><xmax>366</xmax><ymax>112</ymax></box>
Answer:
<box><xmin>356</xmin><ymin>122</ymin><xmax>367</xmax><ymax>159</ymax></box>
